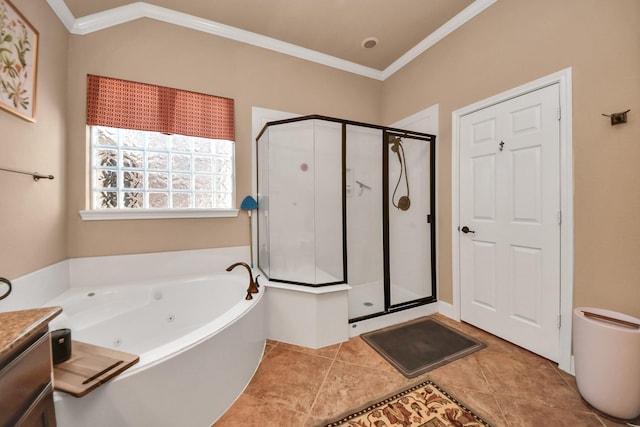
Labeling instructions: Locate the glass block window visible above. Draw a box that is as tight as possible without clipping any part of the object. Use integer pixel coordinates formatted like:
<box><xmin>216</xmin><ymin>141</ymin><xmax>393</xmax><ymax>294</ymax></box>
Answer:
<box><xmin>91</xmin><ymin>126</ymin><xmax>234</xmax><ymax>209</ymax></box>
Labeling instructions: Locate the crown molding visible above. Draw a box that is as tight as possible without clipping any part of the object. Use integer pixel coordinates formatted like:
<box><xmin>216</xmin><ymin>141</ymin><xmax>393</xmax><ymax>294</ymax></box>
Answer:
<box><xmin>382</xmin><ymin>0</ymin><xmax>497</xmax><ymax>79</ymax></box>
<box><xmin>47</xmin><ymin>0</ymin><xmax>496</xmax><ymax>81</ymax></box>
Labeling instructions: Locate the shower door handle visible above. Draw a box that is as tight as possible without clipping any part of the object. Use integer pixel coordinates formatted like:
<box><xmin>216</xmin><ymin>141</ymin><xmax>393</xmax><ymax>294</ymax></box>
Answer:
<box><xmin>460</xmin><ymin>226</ymin><xmax>475</xmax><ymax>234</ymax></box>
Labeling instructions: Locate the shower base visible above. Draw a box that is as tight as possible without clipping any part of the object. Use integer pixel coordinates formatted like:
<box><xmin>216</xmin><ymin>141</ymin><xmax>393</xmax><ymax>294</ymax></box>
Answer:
<box><xmin>349</xmin><ymin>302</ymin><xmax>438</xmax><ymax>337</ymax></box>
<box><xmin>348</xmin><ymin>280</ymin><xmax>433</xmax><ymax>320</ymax></box>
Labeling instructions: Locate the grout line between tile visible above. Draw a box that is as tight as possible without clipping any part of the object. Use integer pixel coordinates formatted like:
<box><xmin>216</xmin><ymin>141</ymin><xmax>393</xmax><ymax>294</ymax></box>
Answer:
<box><xmin>488</xmin><ymin>392</ymin><xmax>512</xmax><ymax>427</ymax></box>
<box><xmin>475</xmin><ymin>355</ymin><xmax>511</xmax><ymax>426</ymax></box>
<box><xmin>594</xmin><ymin>414</ymin><xmax>609</xmax><ymax>427</ymax></box>
<box><xmin>252</xmin><ymin>333</ymin><xmax>610</xmax><ymax>427</ymax></box>
<box><xmin>306</xmin><ymin>344</ymin><xmax>341</xmax><ymax>420</ymax></box>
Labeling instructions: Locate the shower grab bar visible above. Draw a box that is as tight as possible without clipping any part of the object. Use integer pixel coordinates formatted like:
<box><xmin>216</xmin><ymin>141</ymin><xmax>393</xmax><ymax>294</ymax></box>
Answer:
<box><xmin>582</xmin><ymin>311</ymin><xmax>640</xmax><ymax>329</ymax></box>
<box><xmin>0</xmin><ymin>277</ymin><xmax>12</xmax><ymax>301</ymax></box>
<box><xmin>0</xmin><ymin>166</ymin><xmax>54</xmax><ymax>181</ymax></box>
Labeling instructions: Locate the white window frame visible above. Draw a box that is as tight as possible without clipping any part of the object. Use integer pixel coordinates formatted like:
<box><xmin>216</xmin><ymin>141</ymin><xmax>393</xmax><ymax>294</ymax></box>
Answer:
<box><xmin>80</xmin><ymin>126</ymin><xmax>238</xmax><ymax>221</ymax></box>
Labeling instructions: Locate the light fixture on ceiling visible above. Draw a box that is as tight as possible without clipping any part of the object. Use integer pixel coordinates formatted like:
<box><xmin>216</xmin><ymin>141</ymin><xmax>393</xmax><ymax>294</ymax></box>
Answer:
<box><xmin>361</xmin><ymin>37</ymin><xmax>378</xmax><ymax>49</ymax></box>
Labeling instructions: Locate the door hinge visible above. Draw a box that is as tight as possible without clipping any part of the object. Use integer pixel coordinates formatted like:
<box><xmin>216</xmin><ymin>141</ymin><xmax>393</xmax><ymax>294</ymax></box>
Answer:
<box><xmin>557</xmin><ymin>210</ymin><xmax>562</xmax><ymax>225</ymax></box>
<box><xmin>557</xmin><ymin>314</ymin><xmax>562</xmax><ymax>329</ymax></box>
<box><xmin>557</xmin><ymin>107</ymin><xmax>561</xmax><ymax>121</ymax></box>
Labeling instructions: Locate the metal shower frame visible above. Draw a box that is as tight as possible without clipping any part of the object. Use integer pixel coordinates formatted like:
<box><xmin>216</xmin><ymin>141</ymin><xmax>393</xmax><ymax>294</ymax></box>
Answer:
<box><xmin>255</xmin><ymin>114</ymin><xmax>437</xmax><ymax>322</ymax></box>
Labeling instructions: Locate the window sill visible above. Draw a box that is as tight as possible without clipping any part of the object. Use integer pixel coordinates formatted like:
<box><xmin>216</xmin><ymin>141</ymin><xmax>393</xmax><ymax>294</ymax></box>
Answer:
<box><xmin>79</xmin><ymin>208</ymin><xmax>239</xmax><ymax>221</ymax></box>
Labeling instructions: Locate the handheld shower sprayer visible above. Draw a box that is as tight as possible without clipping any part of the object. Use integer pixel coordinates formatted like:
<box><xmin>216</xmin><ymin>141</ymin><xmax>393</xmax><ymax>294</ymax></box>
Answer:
<box><xmin>388</xmin><ymin>135</ymin><xmax>411</xmax><ymax>211</ymax></box>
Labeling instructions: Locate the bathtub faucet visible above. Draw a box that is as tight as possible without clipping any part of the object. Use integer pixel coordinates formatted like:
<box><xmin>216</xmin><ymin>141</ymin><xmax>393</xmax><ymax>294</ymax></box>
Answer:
<box><xmin>225</xmin><ymin>262</ymin><xmax>259</xmax><ymax>300</ymax></box>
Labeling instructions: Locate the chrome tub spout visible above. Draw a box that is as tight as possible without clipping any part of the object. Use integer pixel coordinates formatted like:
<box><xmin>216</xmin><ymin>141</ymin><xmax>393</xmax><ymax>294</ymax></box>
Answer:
<box><xmin>225</xmin><ymin>262</ymin><xmax>258</xmax><ymax>300</ymax></box>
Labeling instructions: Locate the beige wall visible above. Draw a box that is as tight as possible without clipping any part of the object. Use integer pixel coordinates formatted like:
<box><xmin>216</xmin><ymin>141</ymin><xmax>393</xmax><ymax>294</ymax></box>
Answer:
<box><xmin>5</xmin><ymin>1</ymin><xmax>638</xmax><ymax>318</ymax></box>
<box><xmin>65</xmin><ymin>19</ymin><xmax>381</xmax><ymax>258</ymax></box>
<box><xmin>0</xmin><ymin>0</ymin><xmax>68</xmax><ymax>279</ymax></box>
<box><xmin>381</xmin><ymin>0</ymin><xmax>640</xmax><ymax>317</ymax></box>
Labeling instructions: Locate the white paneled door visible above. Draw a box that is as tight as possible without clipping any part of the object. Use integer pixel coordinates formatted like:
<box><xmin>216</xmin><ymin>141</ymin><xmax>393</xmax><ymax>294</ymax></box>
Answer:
<box><xmin>459</xmin><ymin>84</ymin><xmax>561</xmax><ymax>361</ymax></box>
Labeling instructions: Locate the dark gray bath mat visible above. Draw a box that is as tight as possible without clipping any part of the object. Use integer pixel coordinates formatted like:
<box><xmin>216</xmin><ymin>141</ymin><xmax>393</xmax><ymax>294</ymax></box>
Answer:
<box><xmin>361</xmin><ymin>317</ymin><xmax>485</xmax><ymax>378</ymax></box>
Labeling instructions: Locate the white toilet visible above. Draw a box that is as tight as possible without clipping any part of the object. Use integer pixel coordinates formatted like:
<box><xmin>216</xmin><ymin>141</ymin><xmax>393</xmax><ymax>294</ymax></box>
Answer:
<box><xmin>573</xmin><ymin>307</ymin><xmax>640</xmax><ymax>420</ymax></box>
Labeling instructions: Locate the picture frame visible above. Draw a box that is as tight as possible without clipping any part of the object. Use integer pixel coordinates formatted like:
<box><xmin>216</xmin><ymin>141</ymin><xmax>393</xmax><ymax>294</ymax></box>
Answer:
<box><xmin>0</xmin><ymin>0</ymin><xmax>38</xmax><ymax>122</ymax></box>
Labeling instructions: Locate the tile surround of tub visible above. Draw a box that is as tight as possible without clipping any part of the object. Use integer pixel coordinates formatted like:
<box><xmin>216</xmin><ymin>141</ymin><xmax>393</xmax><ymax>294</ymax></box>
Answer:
<box><xmin>0</xmin><ymin>247</ymin><xmax>250</xmax><ymax>312</ymax></box>
<box><xmin>68</xmin><ymin>246</ymin><xmax>249</xmax><ymax>288</ymax></box>
<box><xmin>0</xmin><ymin>261</ymin><xmax>70</xmax><ymax>312</ymax></box>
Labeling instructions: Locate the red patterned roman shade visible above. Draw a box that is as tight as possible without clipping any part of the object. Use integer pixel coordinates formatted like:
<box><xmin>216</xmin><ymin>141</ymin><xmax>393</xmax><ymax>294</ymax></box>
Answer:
<box><xmin>86</xmin><ymin>74</ymin><xmax>234</xmax><ymax>140</ymax></box>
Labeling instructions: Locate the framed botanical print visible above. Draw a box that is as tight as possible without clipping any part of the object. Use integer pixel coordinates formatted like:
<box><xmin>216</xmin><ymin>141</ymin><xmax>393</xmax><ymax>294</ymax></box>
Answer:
<box><xmin>0</xmin><ymin>0</ymin><xmax>38</xmax><ymax>122</ymax></box>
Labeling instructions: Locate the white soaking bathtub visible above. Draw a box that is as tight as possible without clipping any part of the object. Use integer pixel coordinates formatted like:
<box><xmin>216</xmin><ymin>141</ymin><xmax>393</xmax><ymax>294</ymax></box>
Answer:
<box><xmin>46</xmin><ymin>273</ymin><xmax>266</xmax><ymax>427</ymax></box>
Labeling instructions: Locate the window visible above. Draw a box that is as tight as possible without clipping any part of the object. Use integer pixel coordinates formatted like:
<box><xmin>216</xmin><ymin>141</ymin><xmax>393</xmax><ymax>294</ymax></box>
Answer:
<box><xmin>91</xmin><ymin>126</ymin><xmax>234</xmax><ymax>210</ymax></box>
<box><xmin>83</xmin><ymin>74</ymin><xmax>236</xmax><ymax>220</ymax></box>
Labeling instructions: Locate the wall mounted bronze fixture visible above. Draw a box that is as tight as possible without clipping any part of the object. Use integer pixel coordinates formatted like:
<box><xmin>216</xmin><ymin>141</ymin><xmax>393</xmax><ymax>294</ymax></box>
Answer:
<box><xmin>0</xmin><ymin>277</ymin><xmax>12</xmax><ymax>301</ymax></box>
<box><xmin>602</xmin><ymin>109</ymin><xmax>630</xmax><ymax>125</ymax></box>
<box><xmin>0</xmin><ymin>166</ymin><xmax>54</xmax><ymax>181</ymax></box>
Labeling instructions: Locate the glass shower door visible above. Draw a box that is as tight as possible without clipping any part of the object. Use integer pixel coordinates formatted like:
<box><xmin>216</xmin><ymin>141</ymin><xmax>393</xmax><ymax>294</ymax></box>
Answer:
<box><xmin>346</xmin><ymin>125</ymin><xmax>385</xmax><ymax>318</ymax></box>
<box><xmin>387</xmin><ymin>134</ymin><xmax>434</xmax><ymax>307</ymax></box>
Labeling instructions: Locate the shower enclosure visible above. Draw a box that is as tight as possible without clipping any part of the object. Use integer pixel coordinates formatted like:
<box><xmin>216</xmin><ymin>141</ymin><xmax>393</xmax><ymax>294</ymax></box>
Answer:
<box><xmin>256</xmin><ymin>115</ymin><xmax>436</xmax><ymax>322</ymax></box>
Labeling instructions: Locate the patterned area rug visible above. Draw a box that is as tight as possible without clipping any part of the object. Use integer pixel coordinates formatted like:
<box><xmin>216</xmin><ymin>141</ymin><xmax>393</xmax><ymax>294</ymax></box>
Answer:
<box><xmin>317</xmin><ymin>380</ymin><xmax>492</xmax><ymax>427</ymax></box>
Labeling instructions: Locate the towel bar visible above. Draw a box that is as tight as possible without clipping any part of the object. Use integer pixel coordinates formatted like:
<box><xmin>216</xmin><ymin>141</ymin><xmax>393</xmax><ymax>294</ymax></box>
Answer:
<box><xmin>0</xmin><ymin>167</ymin><xmax>54</xmax><ymax>181</ymax></box>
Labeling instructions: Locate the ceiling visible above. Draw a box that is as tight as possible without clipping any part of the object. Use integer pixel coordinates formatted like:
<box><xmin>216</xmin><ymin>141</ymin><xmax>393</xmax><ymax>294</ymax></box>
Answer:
<box><xmin>53</xmin><ymin>0</ymin><xmax>490</xmax><ymax>79</ymax></box>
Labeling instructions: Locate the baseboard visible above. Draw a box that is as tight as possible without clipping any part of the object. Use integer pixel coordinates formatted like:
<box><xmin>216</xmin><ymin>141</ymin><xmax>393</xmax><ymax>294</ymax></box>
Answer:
<box><xmin>437</xmin><ymin>301</ymin><xmax>457</xmax><ymax>320</ymax></box>
<box><xmin>567</xmin><ymin>355</ymin><xmax>575</xmax><ymax>376</ymax></box>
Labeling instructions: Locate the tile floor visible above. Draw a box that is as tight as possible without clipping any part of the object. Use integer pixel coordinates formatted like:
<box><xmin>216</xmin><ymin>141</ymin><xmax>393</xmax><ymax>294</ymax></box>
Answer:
<box><xmin>214</xmin><ymin>314</ymin><xmax>632</xmax><ymax>427</ymax></box>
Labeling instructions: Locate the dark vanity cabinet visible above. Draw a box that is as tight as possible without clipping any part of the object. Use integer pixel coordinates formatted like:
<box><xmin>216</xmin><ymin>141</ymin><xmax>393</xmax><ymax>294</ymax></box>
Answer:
<box><xmin>0</xmin><ymin>308</ymin><xmax>61</xmax><ymax>427</ymax></box>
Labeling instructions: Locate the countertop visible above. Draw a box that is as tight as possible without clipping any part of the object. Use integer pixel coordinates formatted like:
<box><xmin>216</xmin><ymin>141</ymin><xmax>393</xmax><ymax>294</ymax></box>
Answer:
<box><xmin>0</xmin><ymin>307</ymin><xmax>62</xmax><ymax>364</ymax></box>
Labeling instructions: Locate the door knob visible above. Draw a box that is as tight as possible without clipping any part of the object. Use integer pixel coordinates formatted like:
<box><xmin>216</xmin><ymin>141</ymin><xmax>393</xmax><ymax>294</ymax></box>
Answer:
<box><xmin>461</xmin><ymin>226</ymin><xmax>475</xmax><ymax>234</ymax></box>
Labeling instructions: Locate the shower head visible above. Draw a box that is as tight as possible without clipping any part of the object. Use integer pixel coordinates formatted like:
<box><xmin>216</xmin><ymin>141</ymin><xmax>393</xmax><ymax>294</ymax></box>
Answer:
<box><xmin>397</xmin><ymin>196</ymin><xmax>411</xmax><ymax>211</ymax></box>
<box><xmin>389</xmin><ymin>136</ymin><xmax>402</xmax><ymax>151</ymax></box>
